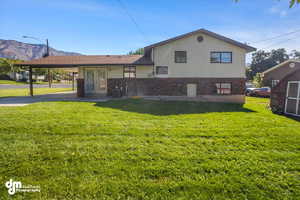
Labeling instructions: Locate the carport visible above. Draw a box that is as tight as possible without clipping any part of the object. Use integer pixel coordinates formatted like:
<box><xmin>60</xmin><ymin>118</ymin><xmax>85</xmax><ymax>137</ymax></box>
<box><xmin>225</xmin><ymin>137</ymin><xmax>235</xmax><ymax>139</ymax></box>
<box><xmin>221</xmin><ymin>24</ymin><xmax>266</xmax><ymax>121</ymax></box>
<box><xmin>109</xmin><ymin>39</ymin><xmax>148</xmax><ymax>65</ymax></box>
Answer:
<box><xmin>15</xmin><ymin>57</ymin><xmax>82</xmax><ymax>96</ymax></box>
<box><xmin>15</xmin><ymin>65</ymin><xmax>77</xmax><ymax>96</ymax></box>
<box><xmin>270</xmin><ymin>69</ymin><xmax>300</xmax><ymax>117</ymax></box>
<box><xmin>16</xmin><ymin>55</ymin><xmax>154</xmax><ymax>97</ymax></box>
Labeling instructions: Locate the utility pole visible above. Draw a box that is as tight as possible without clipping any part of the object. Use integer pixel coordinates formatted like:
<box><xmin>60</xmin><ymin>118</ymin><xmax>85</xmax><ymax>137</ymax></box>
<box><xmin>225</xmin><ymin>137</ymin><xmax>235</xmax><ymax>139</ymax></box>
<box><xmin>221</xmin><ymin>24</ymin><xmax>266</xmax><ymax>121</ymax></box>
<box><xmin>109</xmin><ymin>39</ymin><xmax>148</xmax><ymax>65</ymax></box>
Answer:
<box><xmin>29</xmin><ymin>67</ymin><xmax>33</xmax><ymax>96</ymax></box>
<box><xmin>23</xmin><ymin>36</ymin><xmax>52</xmax><ymax>88</ymax></box>
<box><xmin>46</xmin><ymin>39</ymin><xmax>49</xmax><ymax>57</ymax></box>
<box><xmin>45</xmin><ymin>39</ymin><xmax>52</xmax><ymax>88</ymax></box>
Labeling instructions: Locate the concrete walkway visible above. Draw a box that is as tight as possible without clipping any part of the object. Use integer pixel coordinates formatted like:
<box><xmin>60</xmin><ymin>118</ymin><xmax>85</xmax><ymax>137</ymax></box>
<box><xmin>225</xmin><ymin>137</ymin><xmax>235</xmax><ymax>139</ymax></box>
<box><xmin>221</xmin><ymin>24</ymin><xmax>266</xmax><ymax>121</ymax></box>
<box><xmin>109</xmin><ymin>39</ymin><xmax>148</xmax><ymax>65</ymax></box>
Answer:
<box><xmin>0</xmin><ymin>91</ymin><xmax>110</xmax><ymax>107</ymax></box>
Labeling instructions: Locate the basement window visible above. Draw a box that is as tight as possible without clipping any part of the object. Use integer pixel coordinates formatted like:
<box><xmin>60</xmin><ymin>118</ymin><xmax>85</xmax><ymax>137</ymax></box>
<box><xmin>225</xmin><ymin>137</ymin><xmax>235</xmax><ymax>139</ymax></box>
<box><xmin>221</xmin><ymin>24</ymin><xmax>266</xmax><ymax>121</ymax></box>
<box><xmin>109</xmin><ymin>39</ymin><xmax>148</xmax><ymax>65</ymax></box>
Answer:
<box><xmin>216</xmin><ymin>83</ymin><xmax>232</xmax><ymax>94</ymax></box>
<box><xmin>123</xmin><ymin>66</ymin><xmax>136</xmax><ymax>78</ymax></box>
<box><xmin>156</xmin><ymin>66</ymin><xmax>168</xmax><ymax>75</ymax></box>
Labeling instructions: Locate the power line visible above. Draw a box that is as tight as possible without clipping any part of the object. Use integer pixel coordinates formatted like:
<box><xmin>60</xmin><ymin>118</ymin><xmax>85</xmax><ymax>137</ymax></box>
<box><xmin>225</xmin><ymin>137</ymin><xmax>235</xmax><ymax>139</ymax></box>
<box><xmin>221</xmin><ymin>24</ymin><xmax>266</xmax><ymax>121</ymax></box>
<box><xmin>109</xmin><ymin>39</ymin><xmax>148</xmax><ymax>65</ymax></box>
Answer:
<box><xmin>262</xmin><ymin>34</ymin><xmax>300</xmax><ymax>49</ymax></box>
<box><xmin>115</xmin><ymin>0</ymin><xmax>148</xmax><ymax>42</ymax></box>
<box><xmin>252</xmin><ymin>28</ymin><xmax>300</xmax><ymax>44</ymax></box>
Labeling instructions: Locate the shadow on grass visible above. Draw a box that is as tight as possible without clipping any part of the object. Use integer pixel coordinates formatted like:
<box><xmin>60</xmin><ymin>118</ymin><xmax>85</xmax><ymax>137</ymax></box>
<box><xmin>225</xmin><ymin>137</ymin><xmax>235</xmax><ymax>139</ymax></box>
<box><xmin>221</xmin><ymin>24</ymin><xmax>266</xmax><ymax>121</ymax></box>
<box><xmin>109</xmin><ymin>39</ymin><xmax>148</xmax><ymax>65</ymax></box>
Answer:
<box><xmin>284</xmin><ymin>114</ymin><xmax>300</xmax><ymax>122</ymax></box>
<box><xmin>94</xmin><ymin>99</ymin><xmax>255</xmax><ymax>116</ymax></box>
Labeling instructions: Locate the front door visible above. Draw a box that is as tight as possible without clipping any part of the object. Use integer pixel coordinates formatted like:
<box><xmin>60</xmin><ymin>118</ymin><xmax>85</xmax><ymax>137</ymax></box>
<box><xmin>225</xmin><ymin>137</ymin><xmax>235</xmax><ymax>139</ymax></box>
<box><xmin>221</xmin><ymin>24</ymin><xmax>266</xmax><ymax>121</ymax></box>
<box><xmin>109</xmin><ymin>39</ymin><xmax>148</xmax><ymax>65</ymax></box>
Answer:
<box><xmin>285</xmin><ymin>81</ymin><xmax>300</xmax><ymax>116</ymax></box>
<box><xmin>85</xmin><ymin>69</ymin><xmax>95</xmax><ymax>94</ymax></box>
<box><xmin>85</xmin><ymin>68</ymin><xmax>107</xmax><ymax>95</ymax></box>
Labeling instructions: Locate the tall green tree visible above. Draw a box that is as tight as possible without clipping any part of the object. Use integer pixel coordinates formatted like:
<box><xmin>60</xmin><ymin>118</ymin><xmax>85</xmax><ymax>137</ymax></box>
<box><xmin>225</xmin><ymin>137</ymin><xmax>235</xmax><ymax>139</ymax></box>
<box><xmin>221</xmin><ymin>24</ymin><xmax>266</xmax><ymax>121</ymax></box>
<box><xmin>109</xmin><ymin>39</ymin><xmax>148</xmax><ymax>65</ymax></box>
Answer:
<box><xmin>249</xmin><ymin>48</ymin><xmax>290</xmax><ymax>79</ymax></box>
<box><xmin>0</xmin><ymin>58</ymin><xmax>21</xmax><ymax>79</ymax></box>
<box><xmin>290</xmin><ymin>50</ymin><xmax>300</xmax><ymax>59</ymax></box>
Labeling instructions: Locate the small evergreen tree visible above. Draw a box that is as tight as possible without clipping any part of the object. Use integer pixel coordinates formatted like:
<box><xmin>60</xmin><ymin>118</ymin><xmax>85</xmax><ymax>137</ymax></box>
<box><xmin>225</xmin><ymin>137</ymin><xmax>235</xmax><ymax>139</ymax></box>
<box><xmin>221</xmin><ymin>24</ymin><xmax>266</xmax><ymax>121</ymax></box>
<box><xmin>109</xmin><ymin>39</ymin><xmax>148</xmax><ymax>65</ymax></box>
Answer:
<box><xmin>253</xmin><ymin>73</ymin><xmax>263</xmax><ymax>88</ymax></box>
<box><xmin>128</xmin><ymin>48</ymin><xmax>144</xmax><ymax>55</ymax></box>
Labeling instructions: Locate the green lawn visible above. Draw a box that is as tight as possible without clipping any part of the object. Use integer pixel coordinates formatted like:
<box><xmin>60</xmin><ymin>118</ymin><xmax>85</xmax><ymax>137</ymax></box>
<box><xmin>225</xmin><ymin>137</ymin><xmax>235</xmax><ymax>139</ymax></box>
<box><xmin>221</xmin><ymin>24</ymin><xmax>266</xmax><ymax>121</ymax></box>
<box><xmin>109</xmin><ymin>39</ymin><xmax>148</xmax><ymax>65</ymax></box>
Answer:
<box><xmin>0</xmin><ymin>80</ymin><xmax>64</xmax><ymax>85</ymax></box>
<box><xmin>0</xmin><ymin>97</ymin><xmax>299</xmax><ymax>199</ymax></box>
<box><xmin>0</xmin><ymin>88</ymin><xmax>72</xmax><ymax>98</ymax></box>
<box><xmin>0</xmin><ymin>80</ymin><xmax>27</xmax><ymax>85</ymax></box>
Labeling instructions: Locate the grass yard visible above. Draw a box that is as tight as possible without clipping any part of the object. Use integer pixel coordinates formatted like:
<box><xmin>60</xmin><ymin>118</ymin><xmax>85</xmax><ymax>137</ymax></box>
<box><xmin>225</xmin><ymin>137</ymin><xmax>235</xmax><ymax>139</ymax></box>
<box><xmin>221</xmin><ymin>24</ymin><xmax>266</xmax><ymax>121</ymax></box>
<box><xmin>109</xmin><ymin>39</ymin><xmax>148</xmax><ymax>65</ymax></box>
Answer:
<box><xmin>0</xmin><ymin>80</ymin><xmax>27</xmax><ymax>85</ymax></box>
<box><xmin>0</xmin><ymin>80</ymin><xmax>51</xmax><ymax>85</ymax></box>
<box><xmin>0</xmin><ymin>97</ymin><xmax>299</xmax><ymax>199</ymax></box>
<box><xmin>0</xmin><ymin>88</ymin><xmax>72</xmax><ymax>98</ymax></box>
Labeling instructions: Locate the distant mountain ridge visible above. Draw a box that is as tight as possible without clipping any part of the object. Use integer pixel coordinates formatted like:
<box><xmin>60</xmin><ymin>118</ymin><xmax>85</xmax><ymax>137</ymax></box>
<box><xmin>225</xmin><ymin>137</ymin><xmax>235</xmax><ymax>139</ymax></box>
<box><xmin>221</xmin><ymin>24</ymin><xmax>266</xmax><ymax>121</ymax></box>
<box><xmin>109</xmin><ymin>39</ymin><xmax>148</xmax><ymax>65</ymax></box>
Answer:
<box><xmin>0</xmin><ymin>39</ymin><xmax>81</xmax><ymax>61</ymax></box>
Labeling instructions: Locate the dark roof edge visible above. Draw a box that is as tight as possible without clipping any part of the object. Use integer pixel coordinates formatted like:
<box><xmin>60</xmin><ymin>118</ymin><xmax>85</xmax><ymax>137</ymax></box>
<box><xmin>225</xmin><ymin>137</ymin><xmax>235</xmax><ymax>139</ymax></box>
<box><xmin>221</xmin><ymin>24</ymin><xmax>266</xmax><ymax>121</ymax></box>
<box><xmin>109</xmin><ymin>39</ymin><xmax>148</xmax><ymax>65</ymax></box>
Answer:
<box><xmin>262</xmin><ymin>59</ymin><xmax>300</xmax><ymax>75</ymax></box>
<box><xmin>14</xmin><ymin>63</ymin><xmax>154</xmax><ymax>68</ymax></box>
<box><xmin>144</xmin><ymin>28</ymin><xmax>256</xmax><ymax>52</ymax></box>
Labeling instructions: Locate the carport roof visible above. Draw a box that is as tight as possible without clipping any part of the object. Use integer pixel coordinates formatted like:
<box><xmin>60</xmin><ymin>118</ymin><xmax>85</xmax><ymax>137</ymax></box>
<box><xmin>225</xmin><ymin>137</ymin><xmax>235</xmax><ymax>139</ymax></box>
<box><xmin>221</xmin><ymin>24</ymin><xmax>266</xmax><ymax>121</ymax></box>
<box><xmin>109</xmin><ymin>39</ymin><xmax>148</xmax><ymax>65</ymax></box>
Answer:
<box><xmin>16</xmin><ymin>55</ymin><xmax>153</xmax><ymax>68</ymax></box>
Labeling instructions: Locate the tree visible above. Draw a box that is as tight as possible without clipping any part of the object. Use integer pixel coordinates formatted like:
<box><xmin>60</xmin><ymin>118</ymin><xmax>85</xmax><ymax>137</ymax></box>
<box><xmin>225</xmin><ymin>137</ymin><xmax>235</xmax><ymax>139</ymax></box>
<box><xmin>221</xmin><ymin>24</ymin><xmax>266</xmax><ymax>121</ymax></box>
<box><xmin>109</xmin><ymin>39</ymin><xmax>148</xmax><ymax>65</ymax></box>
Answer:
<box><xmin>245</xmin><ymin>67</ymin><xmax>252</xmax><ymax>80</ymax></box>
<box><xmin>249</xmin><ymin>48</ymin><xmax>290</xmax><ymax>80</ymax></box>
<box><xmin>0</xmin><ymin>58</ymin><xmax>11</xmax><ymax>75</ymax></box>
<box><xmin>290</xmin><ymin>50</ymin><xmax>300</xmax><ymax>59</ymax></box>
<box><xmin>253</xmin><ymin>73</ymin><xmax>263</xmax><ymax>88</ymax></box>
<box><xmin>0</xmin><ymin>58</ymin><xmax>21</xmax><ymax>79</ymax></box>
<box><xmin>235</xmin><ymin>0</ymin><xmax>299</xmax><ymax>7</ymax></box>
<box><xmin>290</xmin><ymin>0</ymin><xmax>300</xmax><ymax>7</ymax></box>
<box><xmin>128</xmin><ymin>48</ymin><xmax>144</xmax><ymax>55</ymax></box>
<box><xmin>270</xmin><ymin>48</ymin><xmax>289</xmax><ymax>63</ymax></box>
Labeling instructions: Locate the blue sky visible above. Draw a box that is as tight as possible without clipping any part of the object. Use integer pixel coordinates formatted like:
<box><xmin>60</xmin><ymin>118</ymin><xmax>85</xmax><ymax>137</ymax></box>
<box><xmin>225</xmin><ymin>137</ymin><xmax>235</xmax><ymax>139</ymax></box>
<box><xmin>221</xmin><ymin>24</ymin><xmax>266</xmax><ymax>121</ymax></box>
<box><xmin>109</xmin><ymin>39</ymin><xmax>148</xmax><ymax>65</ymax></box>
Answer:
<box><xmin>1</xmin><ymin>0</ymin><xmax>300</xmax><ymax>60</ymax></box>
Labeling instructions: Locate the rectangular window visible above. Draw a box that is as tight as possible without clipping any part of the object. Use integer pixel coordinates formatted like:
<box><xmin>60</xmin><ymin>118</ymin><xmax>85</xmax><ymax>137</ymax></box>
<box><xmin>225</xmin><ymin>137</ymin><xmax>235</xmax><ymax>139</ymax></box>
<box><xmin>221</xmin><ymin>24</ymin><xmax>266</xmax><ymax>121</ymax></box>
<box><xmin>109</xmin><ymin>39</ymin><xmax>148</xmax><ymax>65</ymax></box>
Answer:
<box><xmin>175</xmin><ymin>51</ymin><xmax>187</xmax><ymax>63</ymax></box>
<box><xmin>216</xmin><ymin>83</ymin><xmax>232</xmax><ymax>94</ymax></box>
<box><xmin>156</xmin><ymin>66</ymin><xmax>168</xmax><ymax>75</ymax></box>
<box><xmin>210</xmin><ymin>52</ymin><xmax>232</xmax><ymax>63</ymax></box>
<box><xmin>123</xmin><ymin>66</ymin><xmax>136</xmax><ymax>78</ymax></box>
<box><xmin>271</xmin><ymin>80</ymin><xmax>280</xmax><ymax>87</ymax></box>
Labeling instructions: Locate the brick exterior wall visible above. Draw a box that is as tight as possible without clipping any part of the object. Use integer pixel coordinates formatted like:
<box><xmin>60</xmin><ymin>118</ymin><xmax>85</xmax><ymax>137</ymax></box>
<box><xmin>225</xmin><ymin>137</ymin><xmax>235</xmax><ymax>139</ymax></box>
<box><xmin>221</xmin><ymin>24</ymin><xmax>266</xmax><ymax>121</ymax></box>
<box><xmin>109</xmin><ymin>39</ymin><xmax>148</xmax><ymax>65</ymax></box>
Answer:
<box><xmin>270</xmin><ymin>69</ymin><xmax>300</xmax><ymax>113</ymax></box>
<box><xmin>77</xmin><ymin>78</ymin><xmax>85</xmax><ymax>97</ymax></box>
<box><xmin>107</xmin><ymin>78</ymin><xmax>245</xmax><ymax>96</ymax></box>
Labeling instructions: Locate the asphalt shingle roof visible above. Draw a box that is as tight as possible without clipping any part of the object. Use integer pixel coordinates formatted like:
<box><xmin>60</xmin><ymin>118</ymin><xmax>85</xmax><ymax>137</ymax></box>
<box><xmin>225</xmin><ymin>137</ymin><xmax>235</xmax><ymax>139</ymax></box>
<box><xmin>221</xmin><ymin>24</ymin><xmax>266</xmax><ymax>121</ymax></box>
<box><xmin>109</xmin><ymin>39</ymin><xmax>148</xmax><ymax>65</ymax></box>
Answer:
<box><xmin>17</xmin><ymin>55</ymin><xmax>153</xmax><ymax>67</ymax></box>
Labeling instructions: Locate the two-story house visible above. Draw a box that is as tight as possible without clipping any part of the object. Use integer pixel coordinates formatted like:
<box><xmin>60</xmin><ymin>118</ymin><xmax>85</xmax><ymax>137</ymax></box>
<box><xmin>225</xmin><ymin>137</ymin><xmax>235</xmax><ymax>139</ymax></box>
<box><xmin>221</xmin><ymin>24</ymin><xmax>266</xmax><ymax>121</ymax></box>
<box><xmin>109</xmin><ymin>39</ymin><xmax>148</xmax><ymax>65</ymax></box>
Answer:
<box><xmin>18</xmin><ymin>29</ymin><xmax>256</xmax><ymax>103</ymax></box>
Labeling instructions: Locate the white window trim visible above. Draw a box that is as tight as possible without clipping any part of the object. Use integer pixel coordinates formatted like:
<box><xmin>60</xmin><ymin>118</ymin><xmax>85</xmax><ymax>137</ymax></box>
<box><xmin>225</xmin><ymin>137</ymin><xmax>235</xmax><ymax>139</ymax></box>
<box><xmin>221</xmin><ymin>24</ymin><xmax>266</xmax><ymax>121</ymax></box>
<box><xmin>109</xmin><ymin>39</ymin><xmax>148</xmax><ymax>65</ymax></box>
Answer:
<box><xmin>155</xmin><ymin>66</ymin><xmax>169</xmax><ymax>78</ymax></box>
<box><xmin>271</xmin><ymin>80</ymin><xmax>280</xmax><ymax>87</ymax></box>
<box><xmin>285</xmin><ymin>81</ymin><xmax>300</xmax><ymax>117</ymax></box>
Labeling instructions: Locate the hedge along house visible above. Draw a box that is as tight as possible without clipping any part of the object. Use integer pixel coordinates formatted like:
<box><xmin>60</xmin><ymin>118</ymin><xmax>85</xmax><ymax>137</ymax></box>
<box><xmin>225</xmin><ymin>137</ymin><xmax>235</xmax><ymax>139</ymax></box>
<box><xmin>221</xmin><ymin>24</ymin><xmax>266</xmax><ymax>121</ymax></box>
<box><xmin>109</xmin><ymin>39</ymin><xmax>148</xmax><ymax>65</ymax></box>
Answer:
<box><xmin>17</xmin><ymin>29</ymin><xmax>256</xmax><ymax>103</ymax></box>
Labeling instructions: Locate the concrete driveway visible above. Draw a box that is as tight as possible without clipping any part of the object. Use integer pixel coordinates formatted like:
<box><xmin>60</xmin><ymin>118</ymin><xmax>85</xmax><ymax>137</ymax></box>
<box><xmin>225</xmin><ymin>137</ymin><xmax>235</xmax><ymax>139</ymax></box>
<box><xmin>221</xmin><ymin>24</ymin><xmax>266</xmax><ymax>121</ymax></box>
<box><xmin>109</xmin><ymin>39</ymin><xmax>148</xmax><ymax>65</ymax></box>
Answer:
<box><xmin>0</xmin><ymin>91</ymin><xmax>110</xmax><ymax>107</ymax></box>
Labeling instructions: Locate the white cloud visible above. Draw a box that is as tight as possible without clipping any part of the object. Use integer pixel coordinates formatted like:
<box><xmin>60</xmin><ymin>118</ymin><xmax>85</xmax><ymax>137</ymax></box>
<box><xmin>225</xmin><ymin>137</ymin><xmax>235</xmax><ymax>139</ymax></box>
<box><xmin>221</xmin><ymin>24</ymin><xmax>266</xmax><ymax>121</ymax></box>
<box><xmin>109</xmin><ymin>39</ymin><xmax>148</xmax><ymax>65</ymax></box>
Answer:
<box><xmin>268</xmin><ymin>5</ymin><xmax>288</xmax><ymax>17</ymax></box>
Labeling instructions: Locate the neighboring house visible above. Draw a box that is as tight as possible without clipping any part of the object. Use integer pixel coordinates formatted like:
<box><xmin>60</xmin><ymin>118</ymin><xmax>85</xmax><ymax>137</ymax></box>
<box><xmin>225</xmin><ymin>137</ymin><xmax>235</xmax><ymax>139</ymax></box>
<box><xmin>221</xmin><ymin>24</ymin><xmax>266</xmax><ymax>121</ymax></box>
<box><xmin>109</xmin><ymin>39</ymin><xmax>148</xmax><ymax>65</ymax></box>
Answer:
<box><xmin>17</xmin><ymin>29</ymin><xmax>256</xmax><ymax>103</ymax></box>
<box><xmin>270</xmin><ymin>68</ymin><xmax>300</xmax><ymax>117</ymax></box>
<box><xmin>8</xmin><ymin>71</ymin><xmax>45</xmax><ymax>82</ymax></box>
<box><xmin>8</xmin><ymin>71</ymin><xmax>29</xmax><ymax>81</ymax></box>
<box><xmin>262</xmin><ymin>60</ymin><xmax>300</xmax><ymax>88</ymax></box>
<box><xmin>268</xmin><ymin>61</ymin><xmax>300</xmax><ymax>117</ymax></box>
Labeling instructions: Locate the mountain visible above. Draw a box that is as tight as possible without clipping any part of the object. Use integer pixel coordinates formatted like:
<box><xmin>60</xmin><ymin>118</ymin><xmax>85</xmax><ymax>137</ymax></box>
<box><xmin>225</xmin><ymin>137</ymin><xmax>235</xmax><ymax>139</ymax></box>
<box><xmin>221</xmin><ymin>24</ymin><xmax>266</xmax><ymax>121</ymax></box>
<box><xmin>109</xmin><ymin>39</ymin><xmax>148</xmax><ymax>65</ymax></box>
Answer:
<box><xmin>0</xmin><ymin>39</ymin><xmax>81</xmax><ymax>61</ymax></box>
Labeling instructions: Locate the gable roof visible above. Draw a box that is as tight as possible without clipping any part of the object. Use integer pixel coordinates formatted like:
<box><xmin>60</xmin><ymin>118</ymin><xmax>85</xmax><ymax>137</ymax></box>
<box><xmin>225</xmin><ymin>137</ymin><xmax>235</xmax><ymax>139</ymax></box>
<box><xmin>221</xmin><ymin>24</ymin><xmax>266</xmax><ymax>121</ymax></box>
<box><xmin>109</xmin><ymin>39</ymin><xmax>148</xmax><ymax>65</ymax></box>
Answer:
<box><xmin>144</xmin><ymin>28</ymin><xmax>256</xmax><ymax>52</ymax></box>
<box><xmin>16</xmin><ymin>55</ymin><xmax>153</xmax><ymax>67</ymax></box>
<box><xmin>262</xmin><ymin>59</ymin><xmax>300</xmax><ymax>75</ymax></box>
